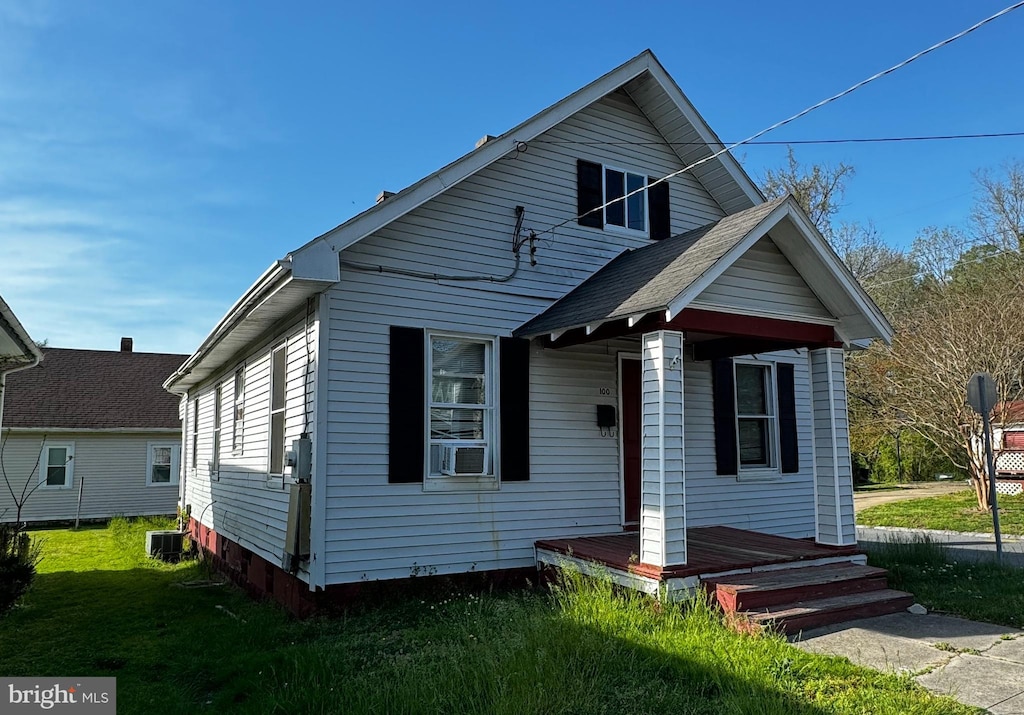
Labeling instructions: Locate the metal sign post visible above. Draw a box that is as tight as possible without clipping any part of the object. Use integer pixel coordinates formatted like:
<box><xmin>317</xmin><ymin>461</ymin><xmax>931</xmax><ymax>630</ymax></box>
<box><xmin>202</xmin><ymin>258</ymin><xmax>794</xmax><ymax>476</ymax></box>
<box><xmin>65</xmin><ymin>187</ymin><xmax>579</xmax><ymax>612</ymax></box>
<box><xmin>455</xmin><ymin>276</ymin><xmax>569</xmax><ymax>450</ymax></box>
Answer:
<box><xmin>967</xmin><ymin>372</ymin><xmax>1003</xmax><ymax>564</ymax></box>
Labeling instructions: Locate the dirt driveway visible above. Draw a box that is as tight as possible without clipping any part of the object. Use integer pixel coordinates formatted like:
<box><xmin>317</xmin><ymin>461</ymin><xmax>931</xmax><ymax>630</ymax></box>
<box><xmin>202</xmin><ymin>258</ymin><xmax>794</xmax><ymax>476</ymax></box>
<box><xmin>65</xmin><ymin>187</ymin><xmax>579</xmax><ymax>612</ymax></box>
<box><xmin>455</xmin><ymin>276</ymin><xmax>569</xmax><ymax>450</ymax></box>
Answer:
<box><xmin>854</xmin><ymin>482</ymin><xmax>970</xmax><ymax>513</ymax></box>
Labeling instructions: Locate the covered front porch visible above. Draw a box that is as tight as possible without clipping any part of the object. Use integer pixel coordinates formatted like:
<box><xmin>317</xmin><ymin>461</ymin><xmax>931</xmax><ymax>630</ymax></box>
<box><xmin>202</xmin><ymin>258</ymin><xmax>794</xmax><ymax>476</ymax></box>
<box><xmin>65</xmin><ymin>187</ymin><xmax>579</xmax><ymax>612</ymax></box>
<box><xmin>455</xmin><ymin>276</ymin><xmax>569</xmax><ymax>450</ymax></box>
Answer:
<box><xmin>535</xmin><ymin>526</ymin><xmax>864</xmax><ymax>598</ymax></box>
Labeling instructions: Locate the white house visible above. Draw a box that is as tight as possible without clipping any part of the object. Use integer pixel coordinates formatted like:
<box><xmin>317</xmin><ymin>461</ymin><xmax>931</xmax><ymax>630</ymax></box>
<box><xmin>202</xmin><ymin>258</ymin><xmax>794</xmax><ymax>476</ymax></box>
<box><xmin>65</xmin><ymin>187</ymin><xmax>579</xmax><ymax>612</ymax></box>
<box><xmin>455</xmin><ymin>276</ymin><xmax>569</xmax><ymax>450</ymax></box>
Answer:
<box><xmin>165</xmin><ymin>51</ymin><xmax>903</xmax><ymax>625</ymax></box>
<box><xmin>1</xmin><ymin>340</ymin><xmax>188</xmax><ymax>523</ymax></box>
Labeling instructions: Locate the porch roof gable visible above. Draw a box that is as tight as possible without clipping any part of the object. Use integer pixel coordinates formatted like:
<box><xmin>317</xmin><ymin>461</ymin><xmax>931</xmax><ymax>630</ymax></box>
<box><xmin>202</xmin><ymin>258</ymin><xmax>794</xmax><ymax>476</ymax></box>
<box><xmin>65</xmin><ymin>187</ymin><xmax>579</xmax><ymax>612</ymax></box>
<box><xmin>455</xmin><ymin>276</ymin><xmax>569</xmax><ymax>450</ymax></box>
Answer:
<box><xmin>513</xmin><ymin>195</ymin><xmax>893</xmax><ymax>345</ymax></box>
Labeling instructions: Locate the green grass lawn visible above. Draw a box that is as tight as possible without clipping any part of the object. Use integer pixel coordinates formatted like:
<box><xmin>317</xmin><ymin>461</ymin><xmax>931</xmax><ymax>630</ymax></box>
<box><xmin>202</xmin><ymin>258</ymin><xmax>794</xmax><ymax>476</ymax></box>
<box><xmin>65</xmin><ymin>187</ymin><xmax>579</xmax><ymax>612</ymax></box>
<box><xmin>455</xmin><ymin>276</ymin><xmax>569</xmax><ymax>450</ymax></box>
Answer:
<box><xmin>858</xmin><ymin>489</ymin><xmax>1024</xmax><ymax>534</ymax></box>
<box><xmin>0</xmin><ymin>519</ymin><xmax>973</xmax><ymax>714</ymax></box>
<box><xmin>867</xmin><ymin>537</ymin><xmax>1024</xmax><ymax>629</ymax></box>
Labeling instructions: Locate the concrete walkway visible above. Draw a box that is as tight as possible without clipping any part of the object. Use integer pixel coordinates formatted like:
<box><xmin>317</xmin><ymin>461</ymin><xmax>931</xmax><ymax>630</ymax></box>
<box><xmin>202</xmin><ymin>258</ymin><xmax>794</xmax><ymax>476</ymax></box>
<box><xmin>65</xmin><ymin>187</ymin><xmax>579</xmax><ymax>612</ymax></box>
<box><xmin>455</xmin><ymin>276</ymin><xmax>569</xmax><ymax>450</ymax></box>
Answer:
<box><xmin>794</xmin><ymin>611</ymin><xmax>1024</xmax><ymax>713</ymax></box>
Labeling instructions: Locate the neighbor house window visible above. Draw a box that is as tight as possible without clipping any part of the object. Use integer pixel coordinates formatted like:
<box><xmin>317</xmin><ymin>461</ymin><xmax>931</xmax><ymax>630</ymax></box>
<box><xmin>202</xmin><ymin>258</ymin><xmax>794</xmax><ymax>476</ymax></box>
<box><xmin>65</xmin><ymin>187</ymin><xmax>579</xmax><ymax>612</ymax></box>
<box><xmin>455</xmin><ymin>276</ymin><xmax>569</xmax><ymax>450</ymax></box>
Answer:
<box><xmin>232</xmin><ymin>367</ymin><xmax>245</xmax><ymax>454</ymax></box>
<box><xmin>269</xmin><ymin>345</ymin><xmax>287</xmax><ymax>476</ymax></box>
<box><xmin>41</xmin><ymin>444</ymin><xmax>74</xmax><ymax>489</ymax></box>
<box><xmin>191</xmin><ymin>398</ymin><xmax>199</xmax><ymax>469</ymax></box>
<box><xmin>604</xmin><ymin>167</ymin><xmax>647</xmax><ymax>232</ymax></box>
<box><xmin>735</xmin><ymin>362</ymin><xmax>776</xmax><ymax>469</ymax></box>
<box><xmin>211</xmin><ymin>385</ymin><xmax>222</xmax><ymax>474</ymax></box>
<box><xmin>147</xmin><ymin>443</ymin><xmax>180</xmax><ymax>486</ymax></box>
<box><xmin>427</xmin><ymin>335</ymin><xmax>493</xmax><ymax>477</ymax></box>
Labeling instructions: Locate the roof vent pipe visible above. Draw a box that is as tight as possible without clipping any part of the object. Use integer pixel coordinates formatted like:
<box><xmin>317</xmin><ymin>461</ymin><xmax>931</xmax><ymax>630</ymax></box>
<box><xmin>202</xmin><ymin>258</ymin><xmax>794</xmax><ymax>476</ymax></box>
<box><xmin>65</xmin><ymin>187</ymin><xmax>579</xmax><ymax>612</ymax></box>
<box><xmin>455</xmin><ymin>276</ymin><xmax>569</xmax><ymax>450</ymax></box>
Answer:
<box><xmin>376</xmin><ymin>191</ymin><xmax>396</xmax><ymax>205</ymax></box>
<box><xmin>120</xmin><ymin>337</ymin><xmax>133</xmax><ymax>352</ymax></box>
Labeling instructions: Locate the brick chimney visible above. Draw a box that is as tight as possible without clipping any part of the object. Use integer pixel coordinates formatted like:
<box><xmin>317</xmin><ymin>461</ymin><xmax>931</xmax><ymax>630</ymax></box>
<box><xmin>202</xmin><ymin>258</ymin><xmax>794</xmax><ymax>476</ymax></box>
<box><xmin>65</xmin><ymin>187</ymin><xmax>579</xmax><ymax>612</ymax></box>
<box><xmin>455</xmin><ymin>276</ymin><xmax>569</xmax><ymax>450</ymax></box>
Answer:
<box><xmin>120</xmin><ymin>337</ymin><xmax>133</xmax><ymax>352</ymax></box>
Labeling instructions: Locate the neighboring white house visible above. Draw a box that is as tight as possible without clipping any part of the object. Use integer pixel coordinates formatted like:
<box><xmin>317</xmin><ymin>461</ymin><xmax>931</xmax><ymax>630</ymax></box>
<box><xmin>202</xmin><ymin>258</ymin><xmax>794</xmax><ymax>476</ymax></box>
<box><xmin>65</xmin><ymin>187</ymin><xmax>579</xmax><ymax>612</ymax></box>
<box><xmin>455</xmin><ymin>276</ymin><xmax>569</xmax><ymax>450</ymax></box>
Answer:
<box><xmin>165</xmin><ymin>50</ymin><xmax>892</xmax><ymax>614</ymax></box>
<box><xmin>0</xmin><ymin>339</ymin><xmax>188</xmax><ymax>523</ymax></box>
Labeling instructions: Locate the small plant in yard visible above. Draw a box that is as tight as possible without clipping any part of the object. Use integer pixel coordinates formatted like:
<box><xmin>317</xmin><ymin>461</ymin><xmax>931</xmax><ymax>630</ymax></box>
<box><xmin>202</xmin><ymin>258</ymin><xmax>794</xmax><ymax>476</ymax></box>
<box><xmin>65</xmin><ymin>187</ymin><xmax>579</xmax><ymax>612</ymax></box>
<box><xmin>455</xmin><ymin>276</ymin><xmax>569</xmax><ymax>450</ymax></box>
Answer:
<box><xmin>0</xmin><ymin>522</ymin><xmax>41</xmax><ymax>616</ymax></box>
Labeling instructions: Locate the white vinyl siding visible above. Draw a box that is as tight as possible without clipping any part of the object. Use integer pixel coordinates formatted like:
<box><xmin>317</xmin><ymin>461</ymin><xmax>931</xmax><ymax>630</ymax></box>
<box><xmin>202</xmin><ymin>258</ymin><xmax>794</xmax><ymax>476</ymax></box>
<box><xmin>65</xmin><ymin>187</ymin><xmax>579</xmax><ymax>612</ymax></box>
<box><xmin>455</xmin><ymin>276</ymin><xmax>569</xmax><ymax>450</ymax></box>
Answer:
<box><xmin>692</xmin><ymin>236</ymin><xmax>832</xmax><ymax>321</ymax></box>
<box><xmin>182</xmin><ymin>314</ymin><xmax>316</xmax><ymax>571</ymax></box>
<box><xmin>683</xmin><ymin>352</ymin><xmax>817</xmax><ymax>538</ymax></box>
<box><xmin>319</xmin><ymin>91</ymin><xmax>768</xmax><ymax>585</ymax></box>
<box><xmin>0</xmin><ymin>433</ymin><xmax>180</xmax><ymax>521</ymax></box>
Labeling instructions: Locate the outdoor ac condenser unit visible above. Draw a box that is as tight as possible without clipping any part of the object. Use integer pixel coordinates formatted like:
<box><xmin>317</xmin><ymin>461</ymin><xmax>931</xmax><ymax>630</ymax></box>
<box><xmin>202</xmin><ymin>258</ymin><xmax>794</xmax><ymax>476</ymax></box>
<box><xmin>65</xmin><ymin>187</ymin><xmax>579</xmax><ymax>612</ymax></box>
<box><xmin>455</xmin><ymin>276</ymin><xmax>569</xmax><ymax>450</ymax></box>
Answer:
<box><xmin>145</xmin><ymin>530</ymin><xmax>184</xmax><ymax>561</ymax></box>
<box><xmin>440</xmin><ymin>445</ymin><xmax>487</xmax><ymax>476</ymax></box>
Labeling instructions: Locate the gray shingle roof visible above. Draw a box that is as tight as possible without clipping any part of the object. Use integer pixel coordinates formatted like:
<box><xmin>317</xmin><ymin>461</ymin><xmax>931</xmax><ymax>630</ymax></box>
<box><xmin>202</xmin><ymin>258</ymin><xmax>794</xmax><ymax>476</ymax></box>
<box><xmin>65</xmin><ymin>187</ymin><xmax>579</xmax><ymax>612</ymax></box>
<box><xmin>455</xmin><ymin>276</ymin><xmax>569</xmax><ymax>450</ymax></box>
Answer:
<box><xmin>3</xmin><ymin>348</ymin><xmax>188</xmax><ymax>430</ymax></box>
<box><xmin>515</xmin><ymin>197</ymin><xmax>786</xmax><ymax>337</ymax></box>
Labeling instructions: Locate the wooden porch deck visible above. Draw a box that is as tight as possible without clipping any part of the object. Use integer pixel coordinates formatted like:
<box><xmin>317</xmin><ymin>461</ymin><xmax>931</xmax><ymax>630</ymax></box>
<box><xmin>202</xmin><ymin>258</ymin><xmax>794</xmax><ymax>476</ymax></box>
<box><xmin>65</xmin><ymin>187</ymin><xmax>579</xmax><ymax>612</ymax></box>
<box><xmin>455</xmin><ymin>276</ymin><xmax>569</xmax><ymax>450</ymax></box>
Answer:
<box><xmin>535</xmin><ymin>526</ymin><xmax>862</xmax><ymax>581</ymax></box>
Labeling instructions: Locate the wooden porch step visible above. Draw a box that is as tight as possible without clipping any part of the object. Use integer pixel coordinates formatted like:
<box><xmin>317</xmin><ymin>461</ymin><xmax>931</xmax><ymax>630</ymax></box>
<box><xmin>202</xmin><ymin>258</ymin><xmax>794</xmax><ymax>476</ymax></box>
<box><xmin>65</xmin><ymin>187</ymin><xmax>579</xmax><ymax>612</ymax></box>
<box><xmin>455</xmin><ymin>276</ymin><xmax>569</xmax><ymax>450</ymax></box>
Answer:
<box><xmin>705</xmin><ymin>563</ymin><xmax>889</xmax><ymax>612</ymax></box>
<box><xmin>742</xmin><ymin>588</ymin><xmax>915</xmax><ymax>635</ymax></box>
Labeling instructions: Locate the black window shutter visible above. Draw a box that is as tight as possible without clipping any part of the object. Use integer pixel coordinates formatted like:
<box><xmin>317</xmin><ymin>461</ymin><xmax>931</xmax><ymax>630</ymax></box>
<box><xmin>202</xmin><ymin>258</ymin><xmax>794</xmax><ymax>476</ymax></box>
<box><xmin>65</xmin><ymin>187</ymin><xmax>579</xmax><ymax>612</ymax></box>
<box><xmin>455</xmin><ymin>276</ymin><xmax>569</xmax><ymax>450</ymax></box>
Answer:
<box><xmin>776</xmin><ymin>362</ymin><xmax>799</xmax><ymax>474</ymax></box>
<box><xmin>577</xmin><ymin>159</ymin><xmax>604</xmax><ymax>229</ymax></box>
<box><xmin>388</xmin><ymin>326</ymin><xmax>425</xmax><ymax>483</ymax></box>
<box><xmin>711</xmin><ymin>358</ymin><xmax>738</xmax><ymax>476</ymax></box>
<box><xmin>648</xmin><ymin>177</ymin><xmax>671</xmax><ymax>240</ymax></box>
<box><xmin>499</xmin><ymin>337</ymin><xmax>530</xmax><ymax>481</ymax></box>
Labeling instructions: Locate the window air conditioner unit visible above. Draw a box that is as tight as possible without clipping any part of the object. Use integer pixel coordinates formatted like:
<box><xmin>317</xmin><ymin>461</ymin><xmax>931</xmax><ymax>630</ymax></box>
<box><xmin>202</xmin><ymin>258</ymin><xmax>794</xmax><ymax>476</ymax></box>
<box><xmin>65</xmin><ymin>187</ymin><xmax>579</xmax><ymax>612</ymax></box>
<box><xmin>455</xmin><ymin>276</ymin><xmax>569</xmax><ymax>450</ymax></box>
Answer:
<box><xmin>440</xmin><ymin>445</ymin><xmax>487</xmax><ymax>476</ymax></box>
<box><xmin>146</xmin><ymin>530</ymin><xmax>184</xmax><ymax>561</ymax></box>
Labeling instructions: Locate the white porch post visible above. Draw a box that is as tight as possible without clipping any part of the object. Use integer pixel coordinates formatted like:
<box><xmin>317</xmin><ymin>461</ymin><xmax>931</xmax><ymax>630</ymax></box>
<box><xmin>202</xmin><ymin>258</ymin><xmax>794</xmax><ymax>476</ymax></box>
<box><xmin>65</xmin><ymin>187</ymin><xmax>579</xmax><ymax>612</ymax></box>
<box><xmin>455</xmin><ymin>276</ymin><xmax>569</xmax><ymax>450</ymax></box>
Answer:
<box><xmin>809</xmin><ymin>347</ymin><xmax>856</xmax><ymax>546</ymax></box>
<box><xmin>640</xmin><ymin>330</ymin><xmax>686</xmax><ymax>567</ymax></box>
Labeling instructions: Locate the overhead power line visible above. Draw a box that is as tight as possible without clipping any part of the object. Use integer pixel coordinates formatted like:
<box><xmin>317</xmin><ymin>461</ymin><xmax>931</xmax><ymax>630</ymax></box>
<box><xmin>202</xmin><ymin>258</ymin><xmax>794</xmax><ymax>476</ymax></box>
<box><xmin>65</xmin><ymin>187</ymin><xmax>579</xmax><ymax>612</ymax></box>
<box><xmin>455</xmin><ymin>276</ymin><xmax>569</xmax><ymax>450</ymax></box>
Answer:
<box><xmin>534</xmin><ymin>131</ymin><xmax>1024</xmax><ymax>147</ymax></box>
<box><xmin>535</xmin><ymin>0</ymin><xmax>1024</xmax><ymax>238</ymax></box>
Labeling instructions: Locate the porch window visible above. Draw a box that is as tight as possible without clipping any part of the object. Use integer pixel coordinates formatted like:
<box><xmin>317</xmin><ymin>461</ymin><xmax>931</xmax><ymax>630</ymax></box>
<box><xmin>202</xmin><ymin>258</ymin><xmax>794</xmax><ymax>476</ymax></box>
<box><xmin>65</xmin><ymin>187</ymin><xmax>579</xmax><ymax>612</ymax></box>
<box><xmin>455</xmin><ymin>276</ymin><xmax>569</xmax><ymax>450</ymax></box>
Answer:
<box><xmin>40</xmin><ymin>443</ymin><xmax>74</xmax><ymax>489</ymax></box>
<box><xmin>427</xmin><ymin>335</ymin><xmax>493</xmax><ymax>478</ymax></box>
<box><xmin>735</xmin><ymin>362</ymin><xmax>776</xmax><ymax>469</ymax></box>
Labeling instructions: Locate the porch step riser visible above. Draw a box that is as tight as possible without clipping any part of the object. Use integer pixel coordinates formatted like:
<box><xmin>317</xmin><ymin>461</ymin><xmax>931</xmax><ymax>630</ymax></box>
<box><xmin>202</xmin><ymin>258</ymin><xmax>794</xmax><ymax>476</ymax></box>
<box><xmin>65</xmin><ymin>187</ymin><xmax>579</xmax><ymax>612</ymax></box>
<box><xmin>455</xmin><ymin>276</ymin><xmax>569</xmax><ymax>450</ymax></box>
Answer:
<box><xmin>748</xmin><ymin>592</ymin><xmax>915</xmax><ymax>635</ymax></box>
<box><xmin>713</xmin><ymin>575</ymin><xmax>890</xmax><ymax>613</ymax></box>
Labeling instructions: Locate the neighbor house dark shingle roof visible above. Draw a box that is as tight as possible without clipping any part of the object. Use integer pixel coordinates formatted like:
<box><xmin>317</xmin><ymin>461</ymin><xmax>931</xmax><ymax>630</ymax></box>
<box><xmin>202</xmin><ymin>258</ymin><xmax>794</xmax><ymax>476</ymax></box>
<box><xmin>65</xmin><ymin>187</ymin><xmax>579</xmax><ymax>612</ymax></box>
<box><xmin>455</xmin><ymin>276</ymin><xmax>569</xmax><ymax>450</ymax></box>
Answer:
<box><xmin>2</xmin><ymin>348</ymin><xmax>188</xmax><ymax>430</ymax></box>
<box><xmin>514</xmin><ymin>197</ymin><xmax>786</xmax><ymax>337</ymax></box>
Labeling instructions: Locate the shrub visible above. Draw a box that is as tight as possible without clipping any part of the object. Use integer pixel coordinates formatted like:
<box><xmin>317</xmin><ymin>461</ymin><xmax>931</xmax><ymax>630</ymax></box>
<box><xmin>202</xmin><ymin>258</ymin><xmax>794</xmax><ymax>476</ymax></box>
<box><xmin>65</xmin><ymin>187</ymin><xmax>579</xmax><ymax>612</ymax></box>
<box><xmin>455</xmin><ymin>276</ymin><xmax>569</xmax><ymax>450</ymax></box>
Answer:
<box><xmin>0</xmin><ymin>523</ymin><xmax>41</xmax><ymax>616</ymax></box>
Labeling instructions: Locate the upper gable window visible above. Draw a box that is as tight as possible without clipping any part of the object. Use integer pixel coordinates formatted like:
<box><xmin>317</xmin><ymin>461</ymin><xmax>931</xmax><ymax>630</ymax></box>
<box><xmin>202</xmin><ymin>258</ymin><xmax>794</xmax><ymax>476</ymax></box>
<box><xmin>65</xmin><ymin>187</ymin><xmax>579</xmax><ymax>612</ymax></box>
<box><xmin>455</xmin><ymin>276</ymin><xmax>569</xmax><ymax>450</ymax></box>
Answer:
<box><xmin>577</xmin><ymin>159</ymin><xmax>670</xmax><ymax>239</ymax></box>
<box><xmin>604</xmin><ymin>167</ymin><xmax>647</xmax><ymax>232</ymax></box>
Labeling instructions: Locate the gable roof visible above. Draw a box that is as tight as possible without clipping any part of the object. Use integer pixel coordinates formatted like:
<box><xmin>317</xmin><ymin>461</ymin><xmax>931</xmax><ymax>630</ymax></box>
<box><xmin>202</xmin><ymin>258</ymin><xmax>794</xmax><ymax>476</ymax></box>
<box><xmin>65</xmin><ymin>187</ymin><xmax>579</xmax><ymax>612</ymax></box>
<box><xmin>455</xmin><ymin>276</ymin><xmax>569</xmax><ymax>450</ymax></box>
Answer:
<box><xmin>5</xmin><ymin>348</ymin><xmax>188</xmax><ymax>430</ymax></box>
<box><xmin>515</xmin><ymin>195</ymin><xmax>893</xmax><ymax>344</ymax></box>
<box><xmin>167</xmin><ymin>50</ymin><xmax>766</xmax><ymax>392</ymax></box>
<box><xmin>0</xmin><ymin>295</ymin><xmax>42</xmax><ymax>374</ymax></box>
<box><xmin>285</xmin><ymin>49</ymin><xmax>763</xmax><ymax>279</ymax></box>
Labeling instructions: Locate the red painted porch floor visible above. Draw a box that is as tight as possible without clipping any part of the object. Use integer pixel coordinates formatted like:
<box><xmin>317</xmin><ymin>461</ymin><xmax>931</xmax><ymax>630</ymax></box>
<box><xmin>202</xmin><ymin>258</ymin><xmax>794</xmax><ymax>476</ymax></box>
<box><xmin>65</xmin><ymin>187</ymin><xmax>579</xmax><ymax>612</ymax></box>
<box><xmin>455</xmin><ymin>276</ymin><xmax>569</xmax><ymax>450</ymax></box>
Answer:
<box><xmin>535</xmin><ymin>526</ymin><xmax>862</xmax><ymax>581</ymax></box>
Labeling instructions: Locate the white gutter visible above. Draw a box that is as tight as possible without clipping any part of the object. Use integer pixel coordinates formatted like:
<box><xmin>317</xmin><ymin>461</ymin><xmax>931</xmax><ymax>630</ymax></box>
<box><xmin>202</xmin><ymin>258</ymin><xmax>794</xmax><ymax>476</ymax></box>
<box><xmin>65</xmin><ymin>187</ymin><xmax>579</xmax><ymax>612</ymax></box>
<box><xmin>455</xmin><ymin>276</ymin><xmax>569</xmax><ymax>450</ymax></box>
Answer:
<box><xmin>0</xmin><ymin>295</ymin><xmax>44</xmax><ymax>438</ymax></box>
<box><xmin>163</xmin><ymin>260</ymin><xmax>292</xmax><ymax>395</ymax></box>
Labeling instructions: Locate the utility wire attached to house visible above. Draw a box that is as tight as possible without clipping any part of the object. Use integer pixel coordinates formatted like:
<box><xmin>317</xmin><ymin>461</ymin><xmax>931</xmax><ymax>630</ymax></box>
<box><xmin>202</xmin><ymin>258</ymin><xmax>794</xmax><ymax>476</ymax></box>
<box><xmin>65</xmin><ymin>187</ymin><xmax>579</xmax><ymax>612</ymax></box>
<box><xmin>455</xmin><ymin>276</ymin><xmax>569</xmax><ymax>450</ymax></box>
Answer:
<box><xmin>534</xmin><ymin>131</ymin><xmax>1024</xmax><ymax>147</ymax></box>
<box><xmin>533</xmin><ymin>0</ymin><xmax>1024</xmax><ymax>239</ymax></box>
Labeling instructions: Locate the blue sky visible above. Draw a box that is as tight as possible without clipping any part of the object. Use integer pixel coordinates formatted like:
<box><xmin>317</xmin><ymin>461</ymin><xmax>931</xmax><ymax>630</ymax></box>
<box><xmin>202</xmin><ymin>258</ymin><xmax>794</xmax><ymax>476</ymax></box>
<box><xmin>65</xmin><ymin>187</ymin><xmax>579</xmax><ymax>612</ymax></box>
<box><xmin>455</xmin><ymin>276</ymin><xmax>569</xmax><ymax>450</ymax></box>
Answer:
<box><xmin>2</xmin><ymin>1</ymin><xmax>1022</xmax><ymax>354</ymax></box>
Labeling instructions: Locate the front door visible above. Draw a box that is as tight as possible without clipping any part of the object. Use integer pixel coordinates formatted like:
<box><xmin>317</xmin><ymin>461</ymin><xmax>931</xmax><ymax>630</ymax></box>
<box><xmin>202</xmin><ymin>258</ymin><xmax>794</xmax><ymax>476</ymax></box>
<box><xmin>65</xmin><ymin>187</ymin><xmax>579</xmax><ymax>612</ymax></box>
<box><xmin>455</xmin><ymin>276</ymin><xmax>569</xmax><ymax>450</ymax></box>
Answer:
<box><xmin>620</xmin><ymin>357</ymin><xmax>641</xmax><ymax>526</ymax></box>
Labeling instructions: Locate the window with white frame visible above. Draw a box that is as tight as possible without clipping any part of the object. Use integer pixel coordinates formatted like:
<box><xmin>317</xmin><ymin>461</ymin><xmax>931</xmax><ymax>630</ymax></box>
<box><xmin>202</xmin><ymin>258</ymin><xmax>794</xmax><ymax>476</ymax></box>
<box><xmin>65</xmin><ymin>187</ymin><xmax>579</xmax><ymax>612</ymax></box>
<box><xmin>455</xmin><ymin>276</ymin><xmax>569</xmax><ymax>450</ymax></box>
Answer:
<box><xmin>212</xmin><ymin>385</ymin><xmax>222</xmax><ymax>473</ymax></box>
<box><xmin>604</xmin><ymin>166</ymin><xmax>647</xmax><ymax>233</ymax></box>
<box><xmin>232</xmin><ymin>367</ymin><xmax>244</xmax><ymax>454</ymax></box>
<box><xmin>427</xmin><ymin>335</ymin><xmax>493</xmax><ymax>478</ymax></box>
<box><xmin>190</xmin><ymin>398</ymin><xmax>199</xmax><ymax>470</ymax></box>
<box><xmin>41</xmin><ymin>443</ymin><xmax>74</xmax><ymax>489</ymax></box>
<box><xmin>147</xmin><ymin>443</ymin><xmax>180</xmax><ymax>486</ymax></box>
<box><xmin>268</xmin><ymin>346</ymin><xmax>287</xmax><ymax>476</ymax></box>
<box><xmin>735</xmin><ymin>362</ymin><xmax>777</xmax><ymax>469</ymax></box>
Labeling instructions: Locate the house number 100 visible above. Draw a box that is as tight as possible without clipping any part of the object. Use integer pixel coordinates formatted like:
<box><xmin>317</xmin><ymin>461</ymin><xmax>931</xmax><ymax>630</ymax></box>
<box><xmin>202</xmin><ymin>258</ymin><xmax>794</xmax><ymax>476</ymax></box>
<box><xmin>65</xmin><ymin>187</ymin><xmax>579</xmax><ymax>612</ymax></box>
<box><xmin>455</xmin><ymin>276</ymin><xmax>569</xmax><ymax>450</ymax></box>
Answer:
<box><xmin>599</xmin><ymin>387</ymin><xmax>612</xmax><ymax>396</ymax></box>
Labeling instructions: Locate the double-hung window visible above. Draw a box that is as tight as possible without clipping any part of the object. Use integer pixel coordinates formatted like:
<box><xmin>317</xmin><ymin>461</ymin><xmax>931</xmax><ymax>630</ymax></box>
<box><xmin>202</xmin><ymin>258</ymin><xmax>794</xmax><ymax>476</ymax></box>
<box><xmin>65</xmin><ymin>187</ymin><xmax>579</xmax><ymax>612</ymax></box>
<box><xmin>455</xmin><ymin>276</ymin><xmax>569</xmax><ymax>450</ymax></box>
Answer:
<box><xmin>269</xmin><ymin>345</ymin><xmax>287</xmax><ymax>477</ymax></box>
<box><xmin>427</xmin><ymin>335</ymin><xmax>493</xmax><ymax>478</ymax></box>
<box><xmin>147</xmin><ymin>443</ymin><xmax>180</xmax><ymax>486</ymax></box>
<box><xmin>211</xmin><ymin>385</ymin><xmax>222</xmax><ymax>474</ymax></box>
<box><xmin>190</xmin><ymin>399</ymin><xmax>199</xmax><ymax>470</ymax></box>
<box><xmin>41</xmin><ymin>444</ymin><xmax>74</xmax><ymax>489</ymax></box>
<box><xmin>232</xmin><ymin>367</ymin><xmax>245</xmax><ymax>454</ymax></box>
<box><xmin>604</xmin><ymin>167</ymin><xmax>647</xmax><ymax>233</ymax></box>
<box><xmin>735</xmin><ymin>362</ymin><xmax>776</xmax><ymax>469</ymax></box>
